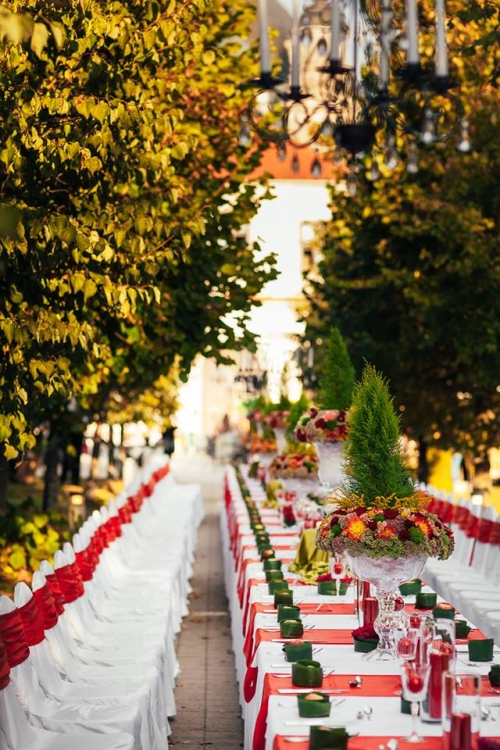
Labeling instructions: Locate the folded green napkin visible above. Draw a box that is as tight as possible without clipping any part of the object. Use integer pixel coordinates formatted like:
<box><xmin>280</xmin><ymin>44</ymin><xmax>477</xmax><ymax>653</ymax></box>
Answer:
<box><xmin>399</xmin><ymin>579</ymin><xmax>422</xmax><ymax>596</ymax></box>
<box><xmin>298</xmin><ymin>692</ymin><xmax>331</xmax><ymax>718</ymax></box>
<box><xmin>280</xmin><ymin>619</ymin><xmax>304</xmax><ymax>638</ymax></box>
<box><xmin>292</xmin><ymin>659</ymin><xmax>323</xmax><ymax>687</ymax></box>
<box><xmin>265</xmin><ymin>570</ymin><xmax>284</xmax><ymax>583</ymax></box>
<box><xmin>433</xmin><ymin>603</ymin><xmax>456</xmax><ymax>620</ymax></box>
<box><xmin>309</xmin><ymin>725</ymin><xmax>349</xmax><ymax>750</ymax></box>
<box><xmin>415</xmin><ymin>592</ymin><xmax>437</xmax><ymax>610</ymax></box>
<box><xmin>469</xmin><ymin>638</ymin><xmax>494</xmax><ymax>662</ymax></box>
<box><xmin>488</xmin><ymin>664</ymin><xmax>500</xmax><ymax>687</ymax></box>
<box><xmin>269</xmin><ymin>580</ymin><xmax>289</xmax><ymax>595</ymax></box>
<box><xmin>261</xmin><ymin>547</ymin><xmax>276</xmax><ymax>560</ymax></box>
<box><xmin>255</xmin><ymin>533</ymin><xmax>270</xmax><ymax>546</ymax></box>
<box><xmin>353</xmin><ymin>637</ymin><xmax>378</xmax><ymax>653</ymax></box>
<box><xmin>401</xmin><ymin>696</ymin><xmax>412</xmax><ymax>715</ymax></box>
<box><xmin>283</xmin><ymin>641</ymin><xmax>313</xmax><ymax>662</ymax></box>
<box><xmin>338</xmin><ymin>582</ymin><xmax>349</xmax><ymax>596</ymax></box>
<box><xmin>263</xmin><ymin>559</ymin><xmax>282</xmax><ymax>572</ymax></box>
<box><xmin>317</xmin><ymin>581</ymin><xmax>337</xmax><ymax>596</ymax></box>
<box><xmin>454</xmin><ymin>620</ymin><xmax>471</xmax><ymax>639</ymax></box>
<box><xmin>274</xmin><ymin>589</ymin><xmax>294</xmax><ymax>607</ymax></box>
<box><xmin>277</xmin><ymin>604</ymin><xmax>301</xmax><ymax>622</ymax></box>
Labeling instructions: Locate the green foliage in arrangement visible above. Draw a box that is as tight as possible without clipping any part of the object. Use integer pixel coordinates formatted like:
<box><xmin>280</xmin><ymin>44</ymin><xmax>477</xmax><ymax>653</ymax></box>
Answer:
<box><xmin>317</xmin><ymin>327</ymin><xmax>355</xmax><ymax>411</ymax></box>
<box><xmin>286</xmin><ymin>393</ymin><xmax>310</xmax><ymax>442</ymax></box>
<box><xmin>343</xmin><ymin>365</ymin><xmax>414</xmax><ymax>505</ymax></box>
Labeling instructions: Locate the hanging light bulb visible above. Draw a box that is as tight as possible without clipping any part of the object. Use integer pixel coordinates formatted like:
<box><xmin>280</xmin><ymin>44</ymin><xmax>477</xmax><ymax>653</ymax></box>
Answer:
<box><xmin>291</xmin><ymin>153</ymin><xmax>300</xmax><ymax>173</ymax></box>
<box><xmin>319</xmin><ymin>118</ymin><xmax>334</xmax><ymax>139</ymax></box>
<box><xmin>420</xmin><ymin>108</ymin><xmax>436</xmax><ymax>145</ymax></box>
<box><xmin>311</xmin><ymin>156</ymin><xmax>322</xmax><ymax>177</ymax></box>
<box><xmin>457</xmin><ymin>119</ymin><xmax>471</xmax><ymax>153</ymax></box>
<box><xmin>238</xmin><ymin>118</ymin><xmax>252</xmax><ymax>148</ymax></box>
<box><xmin>277</xmin><ymin>141</ymin><xmax>287</xmax><ymax>161</ymax></box>
<box><xmin>366</xmin><ymin>158</ymin><xmax>381</xmax><ymax>181</ymax></box>
<box><xmin>406</xmin><ymin>142</ymin><xmax>419</xmax><ymax>173</ymax></box>
<box><xmin>385</xmin><ymin>133</ymin><xmax>399</xmax><ymax>170</ymax></box>
<box><xmin>347</xmin><ymin>171</ymin><xmax>357</xmax><ymax>196</ymax></box>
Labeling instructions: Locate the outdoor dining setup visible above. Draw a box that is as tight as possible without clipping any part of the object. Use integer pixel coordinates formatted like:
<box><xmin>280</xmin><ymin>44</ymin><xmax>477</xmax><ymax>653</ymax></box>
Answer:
<box><xmin>0</xmin><ymin>456</ymin><xmax>204</xmax><ymax>750</ymax></box>
<box><xmin>222</xmin><ymin>352</ymin><xmax>500</xmax><ymax>750</ymax></box>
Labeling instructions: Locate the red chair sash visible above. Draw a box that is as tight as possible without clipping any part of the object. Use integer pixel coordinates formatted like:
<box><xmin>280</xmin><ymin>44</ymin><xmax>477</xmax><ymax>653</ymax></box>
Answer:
<box><xmin>476</xmin><ymin>518</ymin><xmax>496</xmax><ymax>544</ymax></box>
<box><xmin>108</xmin><ymin>515</ymin><xmax>122</xmax><ymax>538</ymax></box>
<box><xmin>455</xmin><ymin>506</ymin><xmax>470</xmax><ymax>529</ymax></box>
<box><xmin>490</xmin><ymin>522</ymin><xmax>500</xmax><ymax>546</ymax></box>
<box><xmin>45</xmin><ymin>573</ymin><xmax>65</xmax><ymax>615</ymax></box>
<box><xmin>75</xmin><ymin>549</ymin><xmax>93</xmax><ymax>582</ymax></box>
<box><xmin>465</xmin><ymin>514</ymin><xmax>479</xmax><ymax>539</ymax></box>
<box><xmin>55</xmin><ymin>562</ymin><xmax>85</xmax><ymax>603</ymax></box>
<box><xmin>33</xmin><ymin>583</ymin><xmax>59</xmax><ymax>630</ymax></box>
<box><xmin>18</xmin><ymin>596</ymin><xmax>45</xmax><ymax>646</ymax></box>
<box><xmin>118</xmin><ymin>505</ymin><xmax>132</xmax><ymax>525</ymax></box>
<box><xmin>0</xmin><ymin>637</ymin><xmax>10</xmax><ymax>689</ymax></box>
<box><xmin>0</xmin><ymin>610</ymin><xmax>30</xmax><ymax>667</ymax></box>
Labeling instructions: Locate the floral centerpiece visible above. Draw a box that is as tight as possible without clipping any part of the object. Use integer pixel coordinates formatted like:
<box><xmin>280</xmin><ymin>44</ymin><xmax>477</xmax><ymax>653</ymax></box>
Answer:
<box><xmin>294</xmin><ymin>407</ymin><xmax>348</xmax><ymax>443</ymax></box>
<box><xmin>265</xmin><ymin>409</ymin><xmax>290</xmax><ymax>430</ymax></box>
<box><xmin>268</xmin><ymin>450</ymin><xmax>318</xmax><ymax>480</ymax></box>
<box><xmin>316</xmin><ymin>364</ymin><xmax>455</xmax><ymax>659</ymax></box>
<box><xmin>295</xmin><ymin>328</ymin><xmax>355</xmax><ymax>492</ymax></box>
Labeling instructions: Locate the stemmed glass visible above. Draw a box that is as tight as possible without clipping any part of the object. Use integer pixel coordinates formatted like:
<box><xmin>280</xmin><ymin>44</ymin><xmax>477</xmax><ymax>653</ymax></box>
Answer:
<box><xmin>395</xmin><ymin>621</ymin><xmax>420</xmax><ymax>663</ymax></box>
<box><xmin>329</xmin><ymin>554</ymin><xmax>346</xmax><ymax>594</ymax></box>
<box><xmin>400</xmin><ymin>662</ymin><xmax>431</xmax><ymax>743</ymax></box>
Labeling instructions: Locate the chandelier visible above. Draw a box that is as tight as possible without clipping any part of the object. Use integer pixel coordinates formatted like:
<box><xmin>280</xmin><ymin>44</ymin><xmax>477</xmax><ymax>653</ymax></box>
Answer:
<box><xmin>239</xmin><ymin>0</ymin><xmax>470</xmax><ymax>183</ymax></box>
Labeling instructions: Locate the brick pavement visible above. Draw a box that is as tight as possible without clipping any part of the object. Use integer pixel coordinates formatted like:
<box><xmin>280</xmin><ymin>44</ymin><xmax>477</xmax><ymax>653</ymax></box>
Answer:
<box><xmin>168</xmin><ymin>453</ymin><xmax>243</xmax><ymax>750</ymax></box>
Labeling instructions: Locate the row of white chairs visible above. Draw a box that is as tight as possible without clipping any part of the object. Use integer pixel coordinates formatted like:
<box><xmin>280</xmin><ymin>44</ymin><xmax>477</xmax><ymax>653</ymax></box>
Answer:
<box><xmin>0</xmin><ymin>455</ymin><xmax>203</xmax><ymax>750</ymax></box>
<box><xmin>423</xmin><ymin>487</ymin><xmax>500</xmax><ymax>644</ymax></box>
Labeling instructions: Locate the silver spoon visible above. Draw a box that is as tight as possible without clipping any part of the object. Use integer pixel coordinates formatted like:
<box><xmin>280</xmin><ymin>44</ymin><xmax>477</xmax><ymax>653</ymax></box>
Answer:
<box><xmin>363</xmin><ymin>705</ymin><xmax>373</xmax><ymax>720</ymax></box>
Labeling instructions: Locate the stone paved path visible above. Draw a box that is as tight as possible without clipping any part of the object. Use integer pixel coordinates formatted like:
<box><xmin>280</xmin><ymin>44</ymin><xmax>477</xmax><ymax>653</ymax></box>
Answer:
<box><xmin>168</xmin><ymin>453</ymin><xmax>243</xmax><ymax>750</ymax></box>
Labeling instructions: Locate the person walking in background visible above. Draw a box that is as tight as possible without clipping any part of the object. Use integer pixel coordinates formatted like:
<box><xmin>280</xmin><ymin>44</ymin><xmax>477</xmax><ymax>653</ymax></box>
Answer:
<box><xmin>163</xmin><ymin>425</ymin><xmax>176</xmax><ymax>457</ymax></box>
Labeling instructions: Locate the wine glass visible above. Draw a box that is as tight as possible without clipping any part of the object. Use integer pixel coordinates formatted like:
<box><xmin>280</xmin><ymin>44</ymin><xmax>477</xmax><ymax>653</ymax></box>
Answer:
<box><xmin>395</xmin><ymin>623</ymin><xmax>419</xmax><ymax>663</ymax></box>
<box><xmin>329</xmin><ymin>554</ymin><xmax>346</xmax><ymax>594</ymax></box>
<box><xmin>400</xmin><ymin>662</ymin><xmax>431</xmax><ymax>743</ymax></box>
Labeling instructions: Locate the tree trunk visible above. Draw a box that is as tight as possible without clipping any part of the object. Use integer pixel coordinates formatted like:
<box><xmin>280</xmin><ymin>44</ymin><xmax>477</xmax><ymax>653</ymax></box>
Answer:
<box><xmin>43</xmin><ymin>426</ymin><xmax>61</xmax><ymax>511</ymax></box>
<box><xmin>0</xmin><ymin>446</ymin><xmax>8</xmax><ymax>512</ymax></box>
<box><xmin>417</xmin><ymin>437</ymin><xmax>429</xmax><ymax>485</ymax></box>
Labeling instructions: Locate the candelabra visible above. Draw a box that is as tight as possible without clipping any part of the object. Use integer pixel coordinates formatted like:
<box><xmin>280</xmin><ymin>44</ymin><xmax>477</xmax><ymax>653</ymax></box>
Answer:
<box><xmin>240</xmin><ymin>0</ymin><xmax>470</xmax><ymax>183</ymax></box>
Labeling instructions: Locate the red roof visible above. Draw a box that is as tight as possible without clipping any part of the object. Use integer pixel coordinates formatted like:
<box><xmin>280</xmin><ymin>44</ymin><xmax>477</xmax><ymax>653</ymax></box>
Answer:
<box><xmin>249</xmin><ymin>144</ymin><xmax>343</xmax><ymax>181</ymax></box>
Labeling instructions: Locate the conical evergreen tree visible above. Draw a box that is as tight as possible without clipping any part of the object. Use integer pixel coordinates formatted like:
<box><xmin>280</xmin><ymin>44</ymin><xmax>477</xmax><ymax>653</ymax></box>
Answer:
<box><xmin>343</xmin><ymin>364</ymin><xmax>414</xmax><ymax>505</ymax></box>
<box><xmin>317</xmin><ymin>327</ymin><xmax>355</xmax><ymax>410</ymax></box>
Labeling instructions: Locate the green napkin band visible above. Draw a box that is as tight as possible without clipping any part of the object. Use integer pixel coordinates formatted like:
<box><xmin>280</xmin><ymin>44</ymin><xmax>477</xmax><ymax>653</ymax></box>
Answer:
<box><xmin>415</xmin><ymin>592</ymin><xmax>438</xmax><ymax>610</ymax></box>
<box><xmin>338</xmin><ymin>582</ymin><xmax>349</xmax><ymax>596</ymax></box>
<box><xmin>469</xmin><ymin>638</ymin><xmax>494</xmax><ymax>662</ymax></box>
<box><xmin>263</xmin><ymin>559</ymin><xmax>282</xmax><ymax>572</ymax></box>
<box><xmin>455</xmin><ymin>620</ymin><xmax>472</xmax><ymax>639</ymax></box>
<box><xmin>248</xmin><ymin>461</ymin><xmax>259</xmax><ymax>478</ymax></box>
<box><xmin>309</xmin><ymin>725</ymin><xmax>348</xmax><ymax>750</ymax></box>
<box><xmin>353</xmin><ymin>637</ymin><xmax>378</xmax><ymax>653</ymax></box>
<box><xmin>401</xmin><ymin>696</ymin><xmax>412</xmax><ymax>715</ymax></box>
<box><xmin>274</xmin><ymin>589</ymin><xmax>294</xmax><ymax>607</ymax></box>
<box><xmin>280</xmin><ymin>619</ymin><xmax>304</xmax><ymax>638</ymax></box>
<box><xmin>269</xmin><ymin>580</ymin><xmax>289</xmax><ymax>595</ymax></box>
<box><xmin>318</xmin><ymin>581</ymin><xmax>337</xmax><ymax>596</ymax></box>
<box><xmin>255</xmin><ymin>533</ymin><xmax>270</xmax><ymax>546</ymax></box>
<box><xmin>283</xmin><ymin>641</ymin><xmax>313</xmax><ymax>662</ymax></box>
<box><xmin>298</xmin><ymin>692</ymin><xmax>331</xmax><ymax>718</ymax></box>
<box><xmin>292</xmin><ymin>659</ymin><xmax>323</xmax><ymax>687</ymax></box>
<box><xmin>399</xmin><ymin>579</ymin><xmax>422</xmax><ymax>596</ymax></box>
<box><xmin>261</xmin><ymin>547</ymin><xmax>276</xmax><ymax>560</ymax></box>
<box><xmin>277</xmin><ymin>604</ymin><xmax>301</xmax><ymax>622</ymax></box>
<box><xmin>488</xmin><ymin>664</ymin><xmax>500</xmax><ymax>687</ymax></box>
<box><xmin>266</xmin><ymin>570</ymin><xmax>284</xmax><ymax>583</ymax></box>
<box><xmin>433</xmin><ymin>603</ymin><xmax>455</xmax><ymax>620</ymax></box>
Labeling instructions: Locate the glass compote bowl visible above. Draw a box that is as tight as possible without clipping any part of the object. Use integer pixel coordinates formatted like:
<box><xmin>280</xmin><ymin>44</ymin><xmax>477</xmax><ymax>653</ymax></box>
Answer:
<box><xmin>345</xmin><ymin>554</ymin><xmax>427</xmax><ymax>660</ymax></box>
<box><xmin>400</xmin><ymin>662</ymin><xmax>431</xmax><ymax>743</ymax></box>
<box><xmin>313</xmin><ymin>442</ymin><xmax>345</xmax><ymax>495</ymax></box>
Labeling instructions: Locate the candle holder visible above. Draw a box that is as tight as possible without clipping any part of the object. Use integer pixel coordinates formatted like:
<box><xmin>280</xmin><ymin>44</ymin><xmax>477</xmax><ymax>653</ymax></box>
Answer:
<box><xmin>442</xmin><ymin>672</ymin><xmax>481</xmax><ymax>750</ymax></box>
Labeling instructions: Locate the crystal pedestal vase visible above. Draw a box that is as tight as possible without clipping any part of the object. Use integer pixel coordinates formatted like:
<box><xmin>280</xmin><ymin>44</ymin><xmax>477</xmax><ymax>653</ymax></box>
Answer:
<box><xmin>346</xmin><ymin>553</ymin><xmax>427</xmax><ymax>660</ymax></box>
<box><xmin>313</xmin><ymin>442</ymin><xmax>345</xmax><ymax>494</ymax></box>
<box><xmin>273</xmin><ymin>428</ymin><xmax>287</xmax><ymax>453</ymax></box>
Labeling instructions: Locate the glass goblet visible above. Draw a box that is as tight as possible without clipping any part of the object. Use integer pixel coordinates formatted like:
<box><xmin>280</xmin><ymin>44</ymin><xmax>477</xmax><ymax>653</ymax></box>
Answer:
<box><xmin>400</xmin><ymin>662</ymin><xmax>431</xmax><ymax>743</ymax></box>
<box><xmin>395</xmin><ymin>626</ymin><xmax>419</xmax><ymax>663</ymax></box>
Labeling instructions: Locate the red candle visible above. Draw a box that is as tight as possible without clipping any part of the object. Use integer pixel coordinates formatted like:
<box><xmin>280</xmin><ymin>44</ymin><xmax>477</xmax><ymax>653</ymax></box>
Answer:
<box><xmin>429</xmin><ymin>650</ymin><xmax>451</xmax><ymax>719</ymax></box>
<box><xmin>449</xmin><ymin>712</ymin><xmax>472</xmax><ymax>750</ymax></box>
<box><xmin>363</xmin><ymin>597</ymin><xmax>378</xmax><ymax>627</ymax></box>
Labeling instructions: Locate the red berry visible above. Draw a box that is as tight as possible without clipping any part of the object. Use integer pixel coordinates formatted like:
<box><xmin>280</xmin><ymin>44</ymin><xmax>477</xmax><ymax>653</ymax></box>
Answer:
<box><xmin>408</xmin><ymin>675</ymin><xmax>423</xmax><ymax>693</ymax></box>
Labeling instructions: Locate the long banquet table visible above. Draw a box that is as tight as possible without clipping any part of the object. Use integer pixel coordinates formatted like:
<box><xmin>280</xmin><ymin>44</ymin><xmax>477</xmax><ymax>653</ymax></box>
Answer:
<box><xmin>222</xmin><ymin>465</ymin><xmax>500</xmax><ymax>750</ymax></box>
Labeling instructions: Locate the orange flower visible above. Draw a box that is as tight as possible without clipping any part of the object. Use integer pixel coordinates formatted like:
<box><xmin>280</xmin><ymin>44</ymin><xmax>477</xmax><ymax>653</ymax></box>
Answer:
<box><xmin>414</xmin><ymin>518</ymin><xmax>432</xmax><ymax>537</ymax></box>
<box><xmin>345</xmin><ymin>517</ymin><xmax>367</xmax><ymax>541</ymax></box>
<box><xmin>377</xmin><ymin>524</ymin><xmax>396</xmax><ymax>539</ymax></box>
